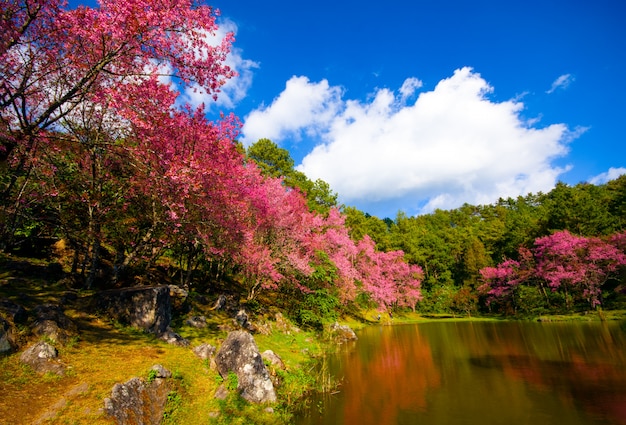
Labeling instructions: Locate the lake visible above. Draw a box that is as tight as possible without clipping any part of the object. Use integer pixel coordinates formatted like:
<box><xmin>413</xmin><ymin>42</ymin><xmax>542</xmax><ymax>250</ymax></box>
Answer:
<box><xmin>295</xmin><ymin>320</ymin><xmax>626</xmax><ymax>425</ymax></box>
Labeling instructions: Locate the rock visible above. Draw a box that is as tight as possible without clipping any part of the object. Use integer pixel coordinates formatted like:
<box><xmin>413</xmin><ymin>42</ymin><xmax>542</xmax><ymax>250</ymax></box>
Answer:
<box><xmin>193</xmin><ymin>343</ymin><xmax>216</xmax><ymax>360</ymax></box>
<box><xmin>261</xmin><ymin>350</ymin><xmax>286</xmax><ymax>370</ymax></box>
<box><xmin>261</xmin><ymin>350</ymin><xmax>286</xmax><ymax>387</ymax></box>
<box><xmin>0</xmin><ymin>300</ymin><xmax>25</xmax><ymax>353</ymax></box>
<box><xmin>211</xmin><ymin>294</ymin><xmax>240</xmax><ymax>314</ymax></box>
<box><xmin>150</xmin><ymin>364</ymin><xmax>172</xmax><ymax>379</ymax></box>
<box><xmin>215</xmin><ymin>330</ymin><xmax>277</xmax><ymax>404</ymax></box>
<box><xmin>19</xmin><ymin>341</ymin><xmax>65</xmax><ymax>375</ymax></box>
<box><xmin>159</xmin><ymin>327</ymin><xmax>189</xmax><ymax>346</ymax></box>
<box><xmin>168</xmin><ymin>285</ymin><xmax>190</xmax><ymax>315</ymax></box>
<box><xmin>185</xmin><ymin>315</ymin><xmax>207</xmax><ymax>328</ymax></box>
<box><xmin>0</xmin><ymin>299</ymin><xmax>28</xmax><ymax>324</ymax></box>
<box><xmin>329</xmin><ymin>322</ymin><xmax>358</xmax><ymax>342</ymax></box>
<box><xmin>95</xmin><ymin>286</ymin><xmax>171</xmax><ymax>335</ymax></box>
<box><xmin>0</xmin><ymin>317</ymin><xmax>15</xmax><ymax>353</ymax></box>
<box><xmin>235</xmin><ymin>309</ymin><xmax>252</xmax><ymax>330</ymax></box>
<box><xmin>32</xmin><ymin>304</ymin><xmax>77</xmax><ymax>344</ymax></box>
<box><xmin>103</xmin><ymin>369</ymin><xmax>171</xmax><ymax>425</ymax></box>
<box><xmin>214</xmin><ymin>384</ymin><xmax>229</xmax><ymax>400</ymax></box>
<box><xmin>168</xmin><ymin>284</ymin><xmax>188</xmax><ymax>299</ymax></box>
<box><xmin>213</xmin><ymin>294</ymin><xmax>227</xmax><ymax>310</ymax></box>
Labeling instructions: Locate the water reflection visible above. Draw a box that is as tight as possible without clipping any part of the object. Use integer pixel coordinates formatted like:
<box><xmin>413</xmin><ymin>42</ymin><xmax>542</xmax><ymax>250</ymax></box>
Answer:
<box><xmin>296</xmin><ymin>321</ymin><xmax>626</xmax><ymax>425</ymax></box>
<box><xmin>340</xmin><ymin>326</ymin><xmax>441</xmax><ymax>425</ymax></box>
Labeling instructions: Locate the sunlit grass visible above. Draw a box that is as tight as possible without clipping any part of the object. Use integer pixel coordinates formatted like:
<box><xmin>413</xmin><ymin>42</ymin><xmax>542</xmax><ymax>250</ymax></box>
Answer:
<box><xmin>0</xmin><ymin>261</ymin><xmax>335</xmax><ymax>425</ymax></box>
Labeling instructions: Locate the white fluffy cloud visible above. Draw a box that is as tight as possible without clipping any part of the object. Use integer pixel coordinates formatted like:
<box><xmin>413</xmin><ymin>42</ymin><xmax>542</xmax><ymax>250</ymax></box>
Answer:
<box><xmin>589</xmin><ymin>167</ymin><xmax>626</xmax><ymax>185</ymax></box>
<box><xmin>240</xmin><ymin>76</ymin><xmax>343</xmax><ymax>145</ymax></box>
<box><xmin>242</xmin><ymin>67</ymin><xmax>583</xmax><ymax>215</ymax></box>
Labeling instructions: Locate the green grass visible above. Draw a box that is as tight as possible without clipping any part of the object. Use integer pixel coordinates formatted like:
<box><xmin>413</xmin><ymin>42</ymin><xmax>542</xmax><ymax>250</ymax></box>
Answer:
<box><xmin>0</xmin><ymin>254</ymin><xmax>337</xmax><ymax>425</ymax></box>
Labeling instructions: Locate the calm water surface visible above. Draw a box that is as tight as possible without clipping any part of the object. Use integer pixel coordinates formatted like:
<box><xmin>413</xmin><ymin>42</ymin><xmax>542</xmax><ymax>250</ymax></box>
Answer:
<box><xmin>295</xmin><ymin>321</ymin><xmax>626</xmax><ymax>425</ymax></box>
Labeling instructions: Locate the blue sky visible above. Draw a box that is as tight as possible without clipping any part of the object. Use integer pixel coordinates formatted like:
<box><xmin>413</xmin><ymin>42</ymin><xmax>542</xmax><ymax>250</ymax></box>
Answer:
<box><xmin>74</xmin><ymin>0</ymin><xmax>626</xmax><ymax>218</ymax></box>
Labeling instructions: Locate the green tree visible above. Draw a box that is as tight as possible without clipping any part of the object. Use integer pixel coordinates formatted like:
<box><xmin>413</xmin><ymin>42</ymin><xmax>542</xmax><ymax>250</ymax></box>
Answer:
<box><xmin>540</xmin><ymin>182</ymin><xmax>617</xmax><ymax>236</ymax></box>
<box><xmin>246</xmin><ymin>138</ymin><xmax>337</xmax><ymax>214</ymax></box>
<box><xmin>343</xmin><ymin>206</ymin><xmax>393</xmax><ymax>250</ymax></box>
<box><xmin>246</xmin><ymin>138</ymin><xmax>296</xmax><ymax>180</ymax></box>
<box><xmin>606</xmin><ymin>175</ymin><xmax>626</xmax><ymax>230</ymax></box>
<box><xmin>491</xmin><ymin>194</ymin><xmax>544</xmax><ymax>261</ymax></box>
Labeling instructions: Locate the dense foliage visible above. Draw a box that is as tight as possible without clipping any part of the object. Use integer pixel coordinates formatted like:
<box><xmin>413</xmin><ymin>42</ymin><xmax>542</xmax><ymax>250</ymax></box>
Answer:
<box><xmin>344</xmin><ymin>179</ymin><xmax>626</xmax><ymax>315</ymax></box>
<box><xmin>0</xmin><ymin>0</ymin><xmax>422</xmax><ymax>323</ymax></box>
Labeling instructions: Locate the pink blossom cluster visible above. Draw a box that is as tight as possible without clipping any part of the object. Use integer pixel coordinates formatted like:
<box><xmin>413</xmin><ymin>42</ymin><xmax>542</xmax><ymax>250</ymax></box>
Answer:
<box><xmin>480</xmin><ymin>230</ymin><xmax>626</xmax><ymax>309</ymax></box>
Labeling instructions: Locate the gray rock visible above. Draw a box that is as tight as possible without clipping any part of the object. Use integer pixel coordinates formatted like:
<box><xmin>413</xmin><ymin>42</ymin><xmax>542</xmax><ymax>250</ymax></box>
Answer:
<box><xmin>168</xmin><ymin>285</ymin><xmax>188</xmax><ymax>299</ymax></box>
<box><xmin>215</xmin><ymin>330</ymin><xmax>277</xmax><ymax>404</ymax></box>
<box><xmin>168</xmin><ymin>285</ymin><xmax>189</xmax><ymax>314</ymax></box>
<box><xmin>19</xmin><ymin>341</ymin><xmax>65</xmax><ymax>375</ymax></box>
<box><xmin>150</xmin><ymin>364</ymin><xmax>172</xmax><ymax>379</ymax></box>
<box><xmin>214</xmin><ymin>384</ymin><xmax>229</xmax><ymax>400</ymax></box>
<box><xmin>185</xmin><ymin>315</ymin><xmax>207</xmax><ymax>328</ymax></box>
<box><xmin>193</xmin><ymin>343</ymin><xmax>216</xmax><ymax>360</ymax></box>
<box><xmin>213</xmin><ymin>294</ymin><xmax>227</xmax><ymax>310</ymax></box>
<box><xmin>95</xmin><ymin>286</ymin><xmax>171</xmax><ymax>335</ymax></box>
<box><xmin>32</xmin><ymin>304</ymin><xmax>77</xmax><ymax>344</ymax></box>
<box><xmin>159</xmin><ymin>327</ymin><xmax>189</xmax><ymax>347</ymax></box>
<box><xmin>0</xmin><ymin>317</ymin><xmax>14</xmax><ymax>353</ymax></box>
<box><xmin>261</xmin><ymin>350</ymin><xmax>286</xmax><ymax>370</ymax></box>
<box><xmin>235</xmin><ymin>309</ymin><xmax>250</xmax><ymax>329</ymax></box>
<box><xmin>329</xmin><ymin>322</ymin><xmax>358</xmax><ymax>342</ymax></box>
<box><xmin>103</xmin><ymin>372</ymin><xmax>170</xmax><ymax>425</ymax></box>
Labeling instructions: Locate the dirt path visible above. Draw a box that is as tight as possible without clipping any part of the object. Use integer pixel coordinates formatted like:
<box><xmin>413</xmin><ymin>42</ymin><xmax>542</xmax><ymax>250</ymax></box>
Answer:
<box><xmin>32</xmin><ymin>382</ymin><xmax>90</xmax><ymax>424</ymax></box>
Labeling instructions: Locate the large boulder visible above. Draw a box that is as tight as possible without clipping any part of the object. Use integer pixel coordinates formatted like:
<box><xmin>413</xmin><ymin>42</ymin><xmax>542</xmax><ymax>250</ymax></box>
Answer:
<box><xmin>215</xmin><ymin>330</ymin><xmax>277</xmax><ymax>404</ymax></box>
<box><xmin>103</xmin><ymin>365</ymin><xmax>171</xmax><ymax>425</ymax></box>
<box><xmin>95</xmin><ymin>286</ymin><xmax>171</xmax><ymax>335</ymax></box>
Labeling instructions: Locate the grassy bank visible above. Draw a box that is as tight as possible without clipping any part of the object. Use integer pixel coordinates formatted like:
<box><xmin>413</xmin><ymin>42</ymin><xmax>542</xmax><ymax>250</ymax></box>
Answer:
<box><xmin>0</xmin><ymin>254</ymin><xmax>338</xmax><ymax>425</ymax></box>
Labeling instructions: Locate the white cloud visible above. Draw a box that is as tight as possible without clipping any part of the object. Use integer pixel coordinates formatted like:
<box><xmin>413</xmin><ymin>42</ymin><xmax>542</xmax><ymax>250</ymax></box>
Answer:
<box><xmin>399</xmin><ymin>77</ymin><xmax>423</xmax><ymax>102</ymax></box>
<box><xmin>546</xmin><ymin>73</ymin><xmax>574</xmax><ymax>94</ymax></box>
<box><xmin>243</xmin><ymin>67</ymin><xmax>583</xmax><ymax>215</ymax></box>
<box><xmin>589</xmin><ymin>167</ymin><xmax>626</xmax><ymax>185</ymax></box>
<box><xmin>240</xmin><ymin>76</ymin><xmax>343</xmax><ymax>145</ymax></box>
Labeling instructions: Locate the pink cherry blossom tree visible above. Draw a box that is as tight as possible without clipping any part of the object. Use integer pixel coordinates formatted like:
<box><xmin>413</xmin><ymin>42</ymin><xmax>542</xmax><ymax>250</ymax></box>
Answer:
<box><xmin>1</xmin><ymin>0</ymin><xmax>234</xmax><ymax>245</ymax></box>
<box><xmin>481</xmin><ymin>230</ymin><xmax>626</xmax><ymax>311</ymax></box>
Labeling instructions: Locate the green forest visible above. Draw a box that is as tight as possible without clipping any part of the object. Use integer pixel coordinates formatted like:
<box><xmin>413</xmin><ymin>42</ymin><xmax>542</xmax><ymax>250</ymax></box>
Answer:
<box><xmin>247</xmin><ymin>139</ymin><xmax>626</xmax><ymax>318</ymax></box>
